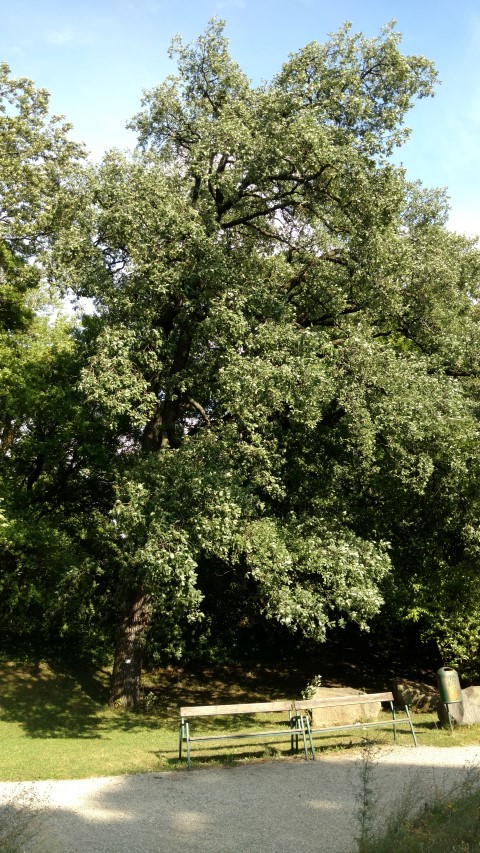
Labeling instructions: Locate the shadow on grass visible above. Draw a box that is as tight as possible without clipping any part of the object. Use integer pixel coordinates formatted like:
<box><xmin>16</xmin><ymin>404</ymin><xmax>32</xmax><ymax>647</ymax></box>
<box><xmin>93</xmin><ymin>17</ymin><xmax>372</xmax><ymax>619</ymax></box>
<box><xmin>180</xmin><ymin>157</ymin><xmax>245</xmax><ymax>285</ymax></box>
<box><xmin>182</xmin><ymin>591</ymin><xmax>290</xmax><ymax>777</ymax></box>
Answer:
<box><xmin>0</xmin><ymin>660</ymin><xmax>103</xmax><ymax>738</ymax></box>
<box><xmin>0</xmin><ymin>650</ymin><xmax>451</xmax><ymax>746</ymax></box>
<box><xmin>164</xmin><ymin>740</ymin><xmax>297</xmax><ymax>771</ymax></box>
<box><xmin>0</xmin><ymin>656</ymin><xmax>320</xmax><ymax>743</ymax></box>
<box><xmin>0</xmin><ymin>621</ymin><xmax>443</xmax><ymax>743</ymax></box>
<box><xmin>0</xmin><ymin>661</ymin><xmax>163</xmax><ymax>739</ymax></box>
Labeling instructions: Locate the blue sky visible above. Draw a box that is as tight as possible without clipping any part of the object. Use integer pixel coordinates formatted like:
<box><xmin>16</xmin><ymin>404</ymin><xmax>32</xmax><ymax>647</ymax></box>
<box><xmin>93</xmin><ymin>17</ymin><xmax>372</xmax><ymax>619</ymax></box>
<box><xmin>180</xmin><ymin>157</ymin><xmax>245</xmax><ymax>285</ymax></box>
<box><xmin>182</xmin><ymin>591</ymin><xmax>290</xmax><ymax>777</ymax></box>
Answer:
<box><xmin>2</xmin><ymin>0</ymin><xmax>480</xmax><ymax>235</ymax></box>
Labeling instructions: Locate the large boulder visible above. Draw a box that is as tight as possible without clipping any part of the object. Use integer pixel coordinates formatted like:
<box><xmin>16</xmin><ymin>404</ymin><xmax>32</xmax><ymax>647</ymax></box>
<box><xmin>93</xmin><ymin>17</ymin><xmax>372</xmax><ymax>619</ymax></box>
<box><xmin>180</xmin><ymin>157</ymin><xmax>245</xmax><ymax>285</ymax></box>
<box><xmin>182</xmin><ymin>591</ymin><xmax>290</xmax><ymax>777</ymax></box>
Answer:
<box><xmin>437</xmin><ymin>685</ymin><xmax>480</xmax><ymax>727</ymax></box>
<box><xmin>308</xmin><ymin>687</ymin><xmax>381</xmax><ymax>728</ymax></box>
<box><xmin>392</xmin><ymin>678</ymin><xmax>438</xmax><ymax>713</ymax></box>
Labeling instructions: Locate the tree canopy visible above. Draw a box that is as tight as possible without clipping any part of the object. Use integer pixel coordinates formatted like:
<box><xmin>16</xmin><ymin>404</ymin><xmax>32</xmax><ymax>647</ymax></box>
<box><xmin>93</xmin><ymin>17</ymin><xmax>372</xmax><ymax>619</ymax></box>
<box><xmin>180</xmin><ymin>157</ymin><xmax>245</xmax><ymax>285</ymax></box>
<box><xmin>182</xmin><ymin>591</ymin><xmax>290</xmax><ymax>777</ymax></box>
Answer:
<box><xmin>3</xmin><ymin>22</ymin><xmax>480</xmax><ymax>705</ymax></box>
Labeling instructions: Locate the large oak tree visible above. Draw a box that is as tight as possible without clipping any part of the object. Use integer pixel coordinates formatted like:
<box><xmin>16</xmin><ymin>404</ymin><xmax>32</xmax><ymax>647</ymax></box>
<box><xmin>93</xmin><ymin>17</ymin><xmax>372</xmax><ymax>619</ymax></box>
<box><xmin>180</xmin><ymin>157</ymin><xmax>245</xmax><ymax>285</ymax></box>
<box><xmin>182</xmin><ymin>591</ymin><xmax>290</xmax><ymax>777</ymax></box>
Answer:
<box><xmin>50</xmin><ymin>20</ymin><xmax>480</xmax><ymax>706</ymax></box>
<box><xmin>4</xmin><ymin>24</ymin><xmax>480</xmax><ymax>706</ymax></box>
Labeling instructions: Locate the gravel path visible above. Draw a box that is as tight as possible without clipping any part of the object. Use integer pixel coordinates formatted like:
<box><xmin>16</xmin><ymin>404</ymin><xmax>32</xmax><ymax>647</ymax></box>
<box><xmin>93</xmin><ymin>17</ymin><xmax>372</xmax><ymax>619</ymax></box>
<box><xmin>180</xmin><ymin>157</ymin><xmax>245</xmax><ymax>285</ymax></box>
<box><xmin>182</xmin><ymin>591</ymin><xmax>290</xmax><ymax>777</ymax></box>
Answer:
<box><xmin>2</xmin><ymin>746</ymin><xmax>480</xmax><ymax>852</ymax></box>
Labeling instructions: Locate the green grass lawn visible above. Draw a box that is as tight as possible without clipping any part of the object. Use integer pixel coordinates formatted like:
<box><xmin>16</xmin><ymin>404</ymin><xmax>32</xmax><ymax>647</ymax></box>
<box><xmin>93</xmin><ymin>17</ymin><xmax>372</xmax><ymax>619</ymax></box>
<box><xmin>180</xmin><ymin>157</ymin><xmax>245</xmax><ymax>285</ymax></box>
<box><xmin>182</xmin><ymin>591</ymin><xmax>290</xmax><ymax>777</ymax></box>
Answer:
<box><xmin>1</xmin><ymin>658</ymin><xmax>480</xmax><ymax>781</ymax></box>
<box><xmin>0</xmin><ymin>660</ymin><xmax>180</xmax><ymax>780</ymax></box>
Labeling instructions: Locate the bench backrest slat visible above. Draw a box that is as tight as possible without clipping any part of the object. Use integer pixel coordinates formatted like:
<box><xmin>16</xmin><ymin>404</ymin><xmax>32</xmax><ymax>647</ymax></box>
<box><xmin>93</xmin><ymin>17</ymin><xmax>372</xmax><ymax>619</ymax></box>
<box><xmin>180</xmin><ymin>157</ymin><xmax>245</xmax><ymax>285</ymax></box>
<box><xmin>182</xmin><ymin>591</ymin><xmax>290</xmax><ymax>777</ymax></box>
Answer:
<box><xmin>180</xmin><ymin>700</ymin><xmax>293</xmax><ymax>718</ymax></box>
<box><xmin>294</xmin><ymin>692</ymin><xmax>393</xmax><ymax>711</ymax></box>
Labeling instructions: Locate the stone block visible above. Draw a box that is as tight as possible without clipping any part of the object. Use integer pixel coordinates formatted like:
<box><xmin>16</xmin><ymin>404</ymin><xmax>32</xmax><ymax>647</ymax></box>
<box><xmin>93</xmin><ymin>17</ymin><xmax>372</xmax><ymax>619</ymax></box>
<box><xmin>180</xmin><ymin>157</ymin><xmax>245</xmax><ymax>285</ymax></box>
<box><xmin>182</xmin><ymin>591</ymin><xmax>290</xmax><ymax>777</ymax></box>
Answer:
<box><xmin>437</xmin><ymin>685</ymin><xmax>480</xmax><ymax>726</ymax></box>
<box><xmin>392</xmin><ymin>678</ymin><xmax>438</xmax><ymax>713</ymax></box>
<box><xmin>309</xmin><ymin>687</ymin><xmax>381</xmax><ymax>728</ymax></box>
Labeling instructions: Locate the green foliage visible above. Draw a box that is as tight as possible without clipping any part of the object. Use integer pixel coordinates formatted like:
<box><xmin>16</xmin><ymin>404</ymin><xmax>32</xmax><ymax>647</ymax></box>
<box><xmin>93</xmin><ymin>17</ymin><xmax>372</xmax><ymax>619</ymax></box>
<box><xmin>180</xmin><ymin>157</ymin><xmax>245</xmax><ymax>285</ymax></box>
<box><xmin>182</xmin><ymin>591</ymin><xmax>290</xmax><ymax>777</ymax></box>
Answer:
<box><xmin>0</xmin><ymin>62</ymin><xmax>84</xmax><ymax>331</ymax></box>
<box><xmin>0</xmin><ymin>301</ymin><xmax>119</xmax><ymax>660</ymax></box>
<box><xmin>57</xmin><ymin>25</ymin><xmax>432</xmax><ymax>639</ymax></box>
<box><xmin>3</xmin><ymin>21</ymin><xmax>480</xmax><ymax>675</ymax></box>
<box><xmin>46</xmin><ymin>20</ymin><xmax>480</xmax><ymax>672</ymax></box>
<box><xmin>0</xmin><ymin>65</ymin><xmax>124</xmax><ymax>660</ymax></box>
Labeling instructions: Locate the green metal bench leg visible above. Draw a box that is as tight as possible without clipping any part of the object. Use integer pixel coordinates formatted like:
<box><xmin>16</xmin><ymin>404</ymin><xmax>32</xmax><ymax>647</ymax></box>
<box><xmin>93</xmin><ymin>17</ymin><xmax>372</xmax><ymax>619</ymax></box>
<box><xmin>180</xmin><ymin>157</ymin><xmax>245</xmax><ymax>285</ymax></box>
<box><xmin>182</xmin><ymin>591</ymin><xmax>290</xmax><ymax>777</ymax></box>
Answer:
<box><xmin>179</xmin><ymin>722</ymin><xmax>183</xmax><ymax>759</ymax></box>
<box><xmin>300</xmin><ymin>716</ymin><xmax>310</xmax><ymax>760</ymax></box>
<box><xmin>304</xmin><ymin>714</ymin><xmax>315</xmax><ymax>760</ymax></box>
<box><xmin>186</xmin><ymin>721</ymin><xmax>192</xmax><ymax>770</ymax></box>
<box><xmin>390</xmin><ymin>701</ymin><xmax>397</xmax><ymax>742</ymax></box>
<box><xmin>290</xmin><ymin>714</ymin><xmax>309</xmax><ymax>760</ymax></box>
<box><xmin>289</xmin><ymin>711</ymin><xmax>298</xmax><ymax>753</ymax></box>
<box><xmin>405</xmin><ymin>705</ymin><xmax>418</xmax><ymax>746</ymax></box>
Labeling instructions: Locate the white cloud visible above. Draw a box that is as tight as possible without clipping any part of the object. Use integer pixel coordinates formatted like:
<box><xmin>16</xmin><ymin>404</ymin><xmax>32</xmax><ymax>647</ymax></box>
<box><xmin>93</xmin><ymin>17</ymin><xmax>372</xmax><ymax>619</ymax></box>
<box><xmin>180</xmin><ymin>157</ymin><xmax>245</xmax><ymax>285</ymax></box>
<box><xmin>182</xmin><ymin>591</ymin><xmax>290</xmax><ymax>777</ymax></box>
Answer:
<box><xmin>447</xmin><ymin>208</ymin><xmax>480</xmax><ymax>240</ymax></box>
<box><xmin>45</xmin><ymin>27</ymin><xmax>74</xmax><ymax>45</ymax></box>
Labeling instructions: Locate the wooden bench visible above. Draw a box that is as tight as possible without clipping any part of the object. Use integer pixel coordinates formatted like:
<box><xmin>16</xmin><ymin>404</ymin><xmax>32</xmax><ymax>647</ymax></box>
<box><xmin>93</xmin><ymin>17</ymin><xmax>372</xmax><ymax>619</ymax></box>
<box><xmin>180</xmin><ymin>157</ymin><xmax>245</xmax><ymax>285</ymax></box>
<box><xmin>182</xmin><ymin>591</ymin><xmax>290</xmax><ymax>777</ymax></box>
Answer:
<box><xmin>179</xmin><ymin>700</ymin><xmax>310</xmax><ymax>769</ymax></box>
<box><xmin>294</xmin><ymin>691</ymin><xmax>418</xmax><ymax>759</ymax></box>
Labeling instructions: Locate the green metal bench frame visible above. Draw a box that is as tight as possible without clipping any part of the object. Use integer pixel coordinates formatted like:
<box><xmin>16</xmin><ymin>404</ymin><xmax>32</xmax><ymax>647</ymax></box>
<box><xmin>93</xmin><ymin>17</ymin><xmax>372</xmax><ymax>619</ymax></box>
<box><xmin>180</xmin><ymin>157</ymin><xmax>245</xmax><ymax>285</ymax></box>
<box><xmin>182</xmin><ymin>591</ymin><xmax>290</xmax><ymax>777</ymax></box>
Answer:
<box><xmin>179</xmin><ymin>700</ymin><xmax>309</xmax><ymax>770</ymax></box>
<box><xmin>294</xmin><ymin>691</ymin><xmax>418</xmax><ymax>759</ymax></box>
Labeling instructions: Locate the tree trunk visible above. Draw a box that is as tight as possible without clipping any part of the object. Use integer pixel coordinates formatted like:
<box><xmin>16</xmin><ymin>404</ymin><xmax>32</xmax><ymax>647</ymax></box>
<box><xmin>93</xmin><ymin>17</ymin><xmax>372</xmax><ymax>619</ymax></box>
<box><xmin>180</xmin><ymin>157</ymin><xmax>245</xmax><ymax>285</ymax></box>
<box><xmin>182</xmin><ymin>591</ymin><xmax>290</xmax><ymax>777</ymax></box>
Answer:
<box><xmin>109</xmin><ymin>588</ymin><xmax>152</xmax><ymax>710</ymax></box>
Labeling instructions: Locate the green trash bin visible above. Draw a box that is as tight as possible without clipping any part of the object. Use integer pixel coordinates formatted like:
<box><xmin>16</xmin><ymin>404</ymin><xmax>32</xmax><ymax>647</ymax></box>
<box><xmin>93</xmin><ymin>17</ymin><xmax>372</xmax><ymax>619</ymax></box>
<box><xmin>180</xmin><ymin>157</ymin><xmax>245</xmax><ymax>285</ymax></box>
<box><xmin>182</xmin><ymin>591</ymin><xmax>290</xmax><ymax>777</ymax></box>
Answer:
<box><xmin>436</xmin><ymin>666</ymin><xmax>462</xmax><ymax>705</ymax></box>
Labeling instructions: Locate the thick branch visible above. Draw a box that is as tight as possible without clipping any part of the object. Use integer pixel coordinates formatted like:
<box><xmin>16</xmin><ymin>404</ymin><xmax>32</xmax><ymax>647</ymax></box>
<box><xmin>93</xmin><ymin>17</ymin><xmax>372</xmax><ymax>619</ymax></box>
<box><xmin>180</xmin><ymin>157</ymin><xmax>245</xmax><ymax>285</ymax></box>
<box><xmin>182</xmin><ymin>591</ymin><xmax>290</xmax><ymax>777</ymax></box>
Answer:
<box><xmin>186</xmin><ymin>395</ymin><xmax>211</xmax><ymax>426</ymax></box>
<box><xmin>221</xmin><ymin>200</ymin><xmax>298</xmax><ymax>231</ymax></box>
<box><xmin>25</xmin><ymin>453</ymin><xmax>45</xmax><ymax>490</ymax></box>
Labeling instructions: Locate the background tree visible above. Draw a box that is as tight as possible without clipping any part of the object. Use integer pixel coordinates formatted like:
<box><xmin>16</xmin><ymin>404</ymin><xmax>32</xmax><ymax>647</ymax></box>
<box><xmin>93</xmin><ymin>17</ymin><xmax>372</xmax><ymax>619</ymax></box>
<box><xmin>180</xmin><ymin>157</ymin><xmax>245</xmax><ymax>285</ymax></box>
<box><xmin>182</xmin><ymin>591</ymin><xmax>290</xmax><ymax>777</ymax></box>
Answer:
<box><xmin>0</xmin><ymin>62</ymin><xmax>83</xmax><ymax>331</ymax></box>
<box><xmin>0</xmin><ymin>65</ymin><xmax>119</xmax><ymax>658</ymax></box>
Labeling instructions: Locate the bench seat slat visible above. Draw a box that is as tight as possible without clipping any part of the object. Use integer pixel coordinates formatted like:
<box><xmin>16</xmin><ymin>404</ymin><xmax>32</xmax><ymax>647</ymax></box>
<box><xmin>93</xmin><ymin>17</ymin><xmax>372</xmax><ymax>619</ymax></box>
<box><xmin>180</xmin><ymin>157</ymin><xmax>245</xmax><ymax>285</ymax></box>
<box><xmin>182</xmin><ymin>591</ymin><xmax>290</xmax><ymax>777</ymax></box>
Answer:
<box><xmin>189</xmin><ymin>727</ymin><xmax>301</xmax><ymax>743</ymax></box>
<box><xmin>180</xmin><ymin>700</ymin><xmax>293</xmax><ymax>717</ymax></box>
<box><xmin>309</xmin><ymin>719</ymin><xmax>413</xmax><ymax>735</ymax></box>
<box><xmin>295</xmin><ymin>692</ymin><xmax>393</xmax><ymax>711</ymax></box>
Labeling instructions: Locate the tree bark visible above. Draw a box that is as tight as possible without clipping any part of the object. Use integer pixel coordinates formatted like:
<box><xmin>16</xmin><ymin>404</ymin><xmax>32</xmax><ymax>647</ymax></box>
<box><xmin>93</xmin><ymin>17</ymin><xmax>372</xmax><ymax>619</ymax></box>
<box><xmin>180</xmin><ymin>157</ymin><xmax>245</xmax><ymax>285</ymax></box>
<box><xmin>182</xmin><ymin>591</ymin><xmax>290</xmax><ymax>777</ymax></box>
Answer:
<box><xmin>109</xmin><ymin>588</ymin><xmax>152</xmax><ymax>710</ymax></box>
